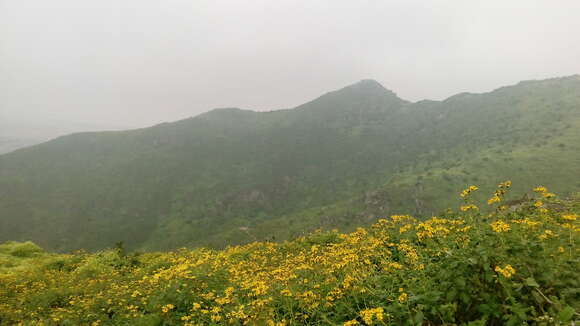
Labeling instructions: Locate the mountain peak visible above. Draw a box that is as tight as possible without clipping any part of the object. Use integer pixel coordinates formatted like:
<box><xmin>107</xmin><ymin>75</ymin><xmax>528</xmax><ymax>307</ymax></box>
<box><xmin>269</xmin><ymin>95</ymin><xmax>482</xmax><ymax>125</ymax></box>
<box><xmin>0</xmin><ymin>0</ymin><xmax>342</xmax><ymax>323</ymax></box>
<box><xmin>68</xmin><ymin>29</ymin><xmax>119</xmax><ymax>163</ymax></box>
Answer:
<box><xmin>344</xmin><ymin>79</ymin><xmax>389</xmax><ymax>92</ymax></box>
<box><xmin>291</xmin><ymin>79</ymin><xmax>407</xmax><ymax>116</ymax></box>
<box><xmin>352</xmin><ymin>78</ymin><xmax>384</xmax><ymax>87</ymax></box>
<box><xmin>314</xmin><ymin>78</ymin><xmax>405</xmax><ymax>105</ymax></box>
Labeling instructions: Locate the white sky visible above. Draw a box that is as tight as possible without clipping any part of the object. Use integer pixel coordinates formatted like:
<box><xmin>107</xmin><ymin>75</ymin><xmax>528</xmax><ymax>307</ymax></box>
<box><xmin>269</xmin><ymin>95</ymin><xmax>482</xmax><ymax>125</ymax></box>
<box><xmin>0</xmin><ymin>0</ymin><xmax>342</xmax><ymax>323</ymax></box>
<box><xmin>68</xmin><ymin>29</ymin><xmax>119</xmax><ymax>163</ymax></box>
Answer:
<box><xmin>1</xmin><ymin>0</ymin><xmax>580</xmax><ymax>138</ymax></box>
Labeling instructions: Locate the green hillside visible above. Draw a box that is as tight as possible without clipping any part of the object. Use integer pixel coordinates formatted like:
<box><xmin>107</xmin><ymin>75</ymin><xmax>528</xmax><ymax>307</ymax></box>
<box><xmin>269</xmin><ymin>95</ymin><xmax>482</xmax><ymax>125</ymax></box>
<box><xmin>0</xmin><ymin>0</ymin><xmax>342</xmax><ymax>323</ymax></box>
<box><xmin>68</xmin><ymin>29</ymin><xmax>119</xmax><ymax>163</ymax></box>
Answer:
<box><xmin>1</xmin><ymin>76</ymin><xmax>579</xmax><ymax>251</ymax></box>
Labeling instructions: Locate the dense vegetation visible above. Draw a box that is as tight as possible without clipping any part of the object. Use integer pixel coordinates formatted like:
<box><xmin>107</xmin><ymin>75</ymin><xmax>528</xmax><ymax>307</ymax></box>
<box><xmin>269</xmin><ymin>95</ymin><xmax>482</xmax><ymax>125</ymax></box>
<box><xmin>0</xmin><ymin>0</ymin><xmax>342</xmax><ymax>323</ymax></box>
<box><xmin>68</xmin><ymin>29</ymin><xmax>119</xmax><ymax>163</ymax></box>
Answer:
<box><xmin>1</xmin><ymin>76</ymin><xmax>579</xmax><ymax>251</ymax></box>
<box><xmin>1</xmin><ymin>184</ymin><xmax>578</xmax><ymax>325</ymax></box>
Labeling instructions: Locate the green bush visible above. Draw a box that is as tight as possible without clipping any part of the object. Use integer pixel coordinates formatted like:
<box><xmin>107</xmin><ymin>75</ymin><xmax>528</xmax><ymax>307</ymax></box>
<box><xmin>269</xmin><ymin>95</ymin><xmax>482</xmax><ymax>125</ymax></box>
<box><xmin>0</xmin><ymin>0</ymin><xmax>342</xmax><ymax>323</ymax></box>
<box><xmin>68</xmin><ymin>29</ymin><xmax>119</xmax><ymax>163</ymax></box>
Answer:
<box><xmin>0</xmin><ymin>241</ymin><xmax>44</xmax><ymax>258</ymax></box>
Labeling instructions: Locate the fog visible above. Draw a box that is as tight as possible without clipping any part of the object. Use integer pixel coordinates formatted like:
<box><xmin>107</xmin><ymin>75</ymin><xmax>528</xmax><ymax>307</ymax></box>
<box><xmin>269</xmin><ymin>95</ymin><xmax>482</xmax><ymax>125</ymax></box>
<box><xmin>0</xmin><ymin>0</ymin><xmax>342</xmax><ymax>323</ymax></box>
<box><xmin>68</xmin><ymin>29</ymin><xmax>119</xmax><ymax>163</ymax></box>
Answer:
<box><xmin>1</xmin><ymin>0</ymin><xmax>580</xmax><ymax>141</ymax></box>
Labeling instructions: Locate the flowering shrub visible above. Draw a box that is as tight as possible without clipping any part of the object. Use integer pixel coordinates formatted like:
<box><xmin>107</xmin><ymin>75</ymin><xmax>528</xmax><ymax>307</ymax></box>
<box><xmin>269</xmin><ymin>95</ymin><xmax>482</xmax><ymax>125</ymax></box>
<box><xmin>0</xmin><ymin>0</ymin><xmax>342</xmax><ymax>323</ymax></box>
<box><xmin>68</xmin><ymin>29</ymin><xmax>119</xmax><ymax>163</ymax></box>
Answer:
<box><xmin>0</xmin><ymin>184</ymin><xmax>578</xmax><ymax>325</ymax></box>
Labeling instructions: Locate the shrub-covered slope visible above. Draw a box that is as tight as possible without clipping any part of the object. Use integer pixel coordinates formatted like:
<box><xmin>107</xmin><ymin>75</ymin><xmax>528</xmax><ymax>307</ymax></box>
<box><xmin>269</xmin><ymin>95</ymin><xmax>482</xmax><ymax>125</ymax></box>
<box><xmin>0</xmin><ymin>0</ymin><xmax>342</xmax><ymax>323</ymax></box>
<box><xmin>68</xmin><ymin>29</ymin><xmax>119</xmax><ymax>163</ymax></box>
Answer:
<box><xmin>0</xmin><ymin>76</ymin><xmax>579</xmax><ymax>251</ymax></box>
<box><xmin>0</xmin><ymin>185</ymin><xmax>578</xmax><ymax>325</ymax></box>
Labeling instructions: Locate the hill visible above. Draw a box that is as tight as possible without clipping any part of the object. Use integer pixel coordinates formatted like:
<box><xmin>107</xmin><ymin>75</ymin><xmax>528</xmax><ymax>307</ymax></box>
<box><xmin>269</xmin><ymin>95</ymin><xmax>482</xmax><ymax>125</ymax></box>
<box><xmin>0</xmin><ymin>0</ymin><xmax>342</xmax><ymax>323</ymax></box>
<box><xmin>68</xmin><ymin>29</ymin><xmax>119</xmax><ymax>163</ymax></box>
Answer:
<box><xmin>0</xmin><ymin>186</ymin><xmax>578</xmax><ymax>325</ymax></box>
<box><xmin>0</xmin><ymin>76</ymin><xmax>580</xmax><ymax>251</ymax></box>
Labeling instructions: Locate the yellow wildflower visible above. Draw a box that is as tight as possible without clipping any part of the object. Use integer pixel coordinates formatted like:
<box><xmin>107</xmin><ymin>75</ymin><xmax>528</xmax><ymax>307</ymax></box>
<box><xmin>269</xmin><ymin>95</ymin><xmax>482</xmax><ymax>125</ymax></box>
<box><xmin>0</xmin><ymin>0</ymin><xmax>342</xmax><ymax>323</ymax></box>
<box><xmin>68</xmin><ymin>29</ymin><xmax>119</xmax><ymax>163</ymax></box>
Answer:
<box><xmin>266</xmin><ymin>321</ymin><xmax>287</xmax><ymax>326</ymax></box>
<box><xmin>495</xmin><ymin>264</ymin><xmax>516</xmax><ymax>278</ymax></box>
<box><xmin>398</xmin><ymin>292</ymin><xmax>408</xmax><ymax>303</ymax></box>
<box><xmin>360</xmin><ymin>307</ymin><xmax>384</xmax><ymax>324</ymax></box>
<box><xmin>487</xmin><ymin>195</ymin><xmax>501</xmax><ymax>205</ymax></box>
<box><xmin>542</xmin><ymin>192</ymin><xmax>555</xmax><ymax>199</ymax></box>
<box><xmin>490</xmin><ymin>221</ymin><xmax>510</xmax><ymax>233</ymax></box>
<box><xmin>533</xmin><ymin>186</ymin><xmax>547</xmax><ymax>193</ymax></box>
<box><xmin>562</xmin><ymin>214</ymin><xmax>577</xmax><ymax>221</ymax></box>
<box><xmin>460</xmin><ymin>185</ymin><xmax>478</xmax><ymax>198</ymax></box>
<box><xmin>399</xmin><ymin>224</ymin><xmax>413</xmax><ymax>233</ymax></box>
<box><xmin>499</xmin><ymin>180</ymin><xmax>512</xmax><ymax>188</ymax></box>
<box><xmin>386</xmin><ymin>262</ymin><xmax>403</xmax><ymax>270</ymax></box>
<box><xmin>460</xmin><ymin>204</ymin><xmax>478</xmax><ymax>212</ymax></box>
<box><xmin>538</xmin><ymin>230</ymin><xmax>554</xmax><ymax>240</ymax></box>
<box><xmin>161</xmin><ymin>304</ymin><xmax>175</xmax><ymax>313</ymax></box>
<box><xmin>215</xmin><ymin>296</ymin><xmax>231</xmax><ymax>305</ymax></box>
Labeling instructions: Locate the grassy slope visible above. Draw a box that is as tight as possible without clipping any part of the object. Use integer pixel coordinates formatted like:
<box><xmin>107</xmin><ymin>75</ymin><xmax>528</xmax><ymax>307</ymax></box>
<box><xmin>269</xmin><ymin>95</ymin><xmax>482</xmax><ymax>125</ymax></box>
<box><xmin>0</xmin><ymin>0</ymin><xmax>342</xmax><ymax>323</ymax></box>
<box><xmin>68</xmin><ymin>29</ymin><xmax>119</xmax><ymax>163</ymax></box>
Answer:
<box><xmin>0</xmin><ymin>241</ymin><xmax>55</xmax><ymax>274</ymax></box>
<box><xmin>0</xmin><ymin>188</ymin><xmax>578</xmax><ymax>325</ymax></box>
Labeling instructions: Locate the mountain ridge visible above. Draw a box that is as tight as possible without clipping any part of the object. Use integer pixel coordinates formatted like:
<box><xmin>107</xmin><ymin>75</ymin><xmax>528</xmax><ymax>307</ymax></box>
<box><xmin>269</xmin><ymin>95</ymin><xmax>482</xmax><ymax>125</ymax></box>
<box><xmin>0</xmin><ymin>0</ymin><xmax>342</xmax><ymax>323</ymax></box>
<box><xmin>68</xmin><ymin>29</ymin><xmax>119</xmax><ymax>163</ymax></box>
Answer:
<box><xmin>1</xmin><ymin>75</ymin><xmax>579</xmax><ymax>252</ymax></box>
<box><xmin>7</xmin><ymin>75</ymin><xmax>579</xmax><ymax>155</ymax></box>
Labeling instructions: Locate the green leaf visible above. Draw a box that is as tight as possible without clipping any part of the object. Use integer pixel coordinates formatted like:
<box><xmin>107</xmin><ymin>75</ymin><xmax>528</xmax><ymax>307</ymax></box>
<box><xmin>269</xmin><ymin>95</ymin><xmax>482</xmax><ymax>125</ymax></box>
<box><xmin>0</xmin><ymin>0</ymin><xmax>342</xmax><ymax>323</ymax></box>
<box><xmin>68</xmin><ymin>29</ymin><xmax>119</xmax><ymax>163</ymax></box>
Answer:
<box><xmin>525</xmin><ymin>277</ymin><xmax>539</xmax><ymax>287</ymax></box>
<box><xmin>467</xmin><ymin>319</ymin><xmax>487</xmax><ymax>326</ymax></box>
<box><xmin>531</xmin><ymin>291</ymin><xmax>544</xmax><ymax>304</ymax></box>
<box><xmin>414</xmin><ymin>311</ymin><xmax>424</xmax><ymax>325</ymax></box>
<box><xmin>557</xmin><ymin>306</ymin><xmax>575</xmax><ymax>322</ymax></box>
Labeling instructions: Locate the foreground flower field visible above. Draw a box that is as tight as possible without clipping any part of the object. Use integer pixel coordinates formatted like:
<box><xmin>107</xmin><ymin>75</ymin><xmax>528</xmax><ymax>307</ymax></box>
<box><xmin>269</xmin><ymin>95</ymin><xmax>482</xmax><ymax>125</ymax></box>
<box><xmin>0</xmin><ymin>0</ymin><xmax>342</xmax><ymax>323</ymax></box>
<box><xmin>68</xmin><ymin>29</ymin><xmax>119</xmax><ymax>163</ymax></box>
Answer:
<box><xmin>1</xmin><ymin>184</ymin><xmax>578</xmax><ymax>325</ymax></box>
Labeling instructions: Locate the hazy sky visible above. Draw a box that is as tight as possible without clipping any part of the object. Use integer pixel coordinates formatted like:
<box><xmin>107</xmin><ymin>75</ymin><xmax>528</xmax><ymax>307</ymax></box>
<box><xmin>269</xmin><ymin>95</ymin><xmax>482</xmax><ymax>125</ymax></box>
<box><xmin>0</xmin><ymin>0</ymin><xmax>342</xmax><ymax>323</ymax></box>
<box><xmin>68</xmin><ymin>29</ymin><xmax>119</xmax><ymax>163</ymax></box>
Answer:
<box><xmin>1</xmin><ymin>0</ymin><xmax>580</xmax><ymax>137</ymax></box>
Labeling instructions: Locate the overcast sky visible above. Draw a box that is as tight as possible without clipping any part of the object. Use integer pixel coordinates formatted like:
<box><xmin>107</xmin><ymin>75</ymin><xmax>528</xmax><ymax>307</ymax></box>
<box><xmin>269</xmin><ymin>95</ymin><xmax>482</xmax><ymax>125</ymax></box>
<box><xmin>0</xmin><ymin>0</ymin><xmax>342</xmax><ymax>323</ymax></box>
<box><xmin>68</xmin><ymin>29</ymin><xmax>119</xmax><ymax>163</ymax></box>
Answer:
<box><xmin>1</xmin><ymin>0</ymin><xmax>580</xmax><ymax>138</ymax></box>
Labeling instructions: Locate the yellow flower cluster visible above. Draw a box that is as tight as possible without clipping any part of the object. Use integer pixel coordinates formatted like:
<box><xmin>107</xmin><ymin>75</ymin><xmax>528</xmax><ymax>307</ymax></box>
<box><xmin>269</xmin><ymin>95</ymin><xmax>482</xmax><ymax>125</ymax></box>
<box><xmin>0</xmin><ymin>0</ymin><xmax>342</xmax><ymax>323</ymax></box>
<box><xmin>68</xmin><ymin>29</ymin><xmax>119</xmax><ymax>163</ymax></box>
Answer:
<box><xmin>416</xmin><ymin>217</ymin><xmax>467</xmax><ymax>241</ymax></box>
<box><xmin>460</xmin><ymin>204</ymin><xmax>478</xmax><ymax>212</ymax></box>
<box><xmin>360</xmin><ymin>307</ymin><xmax>384</xmax><ymax>324</ymax></box>
<box><xmin>490</xmin><ymin>221</ymin><xmax>511</xmax><ymax>233</ymax></box>
<box><xmin>499</xmin><ymin>180</ymin><xmax>512</xmax><ymax>188</ymax></box>
<box><xmin>460</xmin><ymin>185</ymin><xmax>478</xmax><ymax>198</ymax></box>
<box><xmin>539</xmin><ymin>230</ymin><xmax>555</xmax><ymax>240</ymax></box>
<box><xmin>487</xmin><ymin>195</ymin><xmax>501</xmax><ymax>205</ymax></box>
<box><xmin>533</xmin><ymin>186</ymin><xmax>547</xmax><ymax>193</ymax></box>
<box><xmin>562</xmin><ymin>213</ymin><xmax>577</xmax><ymax>221</ymax></box>
<box><xmin>161</xmin><ymin>304</ymin><xmax>175</xmax><ymax>313</ymax></box>
<box><xmin>487</xmin><ymin>180</ymin><xmax>511</xmax><ymax>205</ymax></box>
<box><xmin>398</xmin><ymin>288</ymin><xmax>408</xmax><ymax>303</ymax></box>
<box><xmin>511</xmin><ymin>218</ymin><xmax>541</xmax><ymax>228</ymax></box>
<box><xmin>495</xmin><ymin>264</ymin><xmax>516</xmax><ymax>278</ymax></box>
<box><xmin>533</xmin><ymin>186</ymin><xmax>555</xmax><ymax>199</ymax></box>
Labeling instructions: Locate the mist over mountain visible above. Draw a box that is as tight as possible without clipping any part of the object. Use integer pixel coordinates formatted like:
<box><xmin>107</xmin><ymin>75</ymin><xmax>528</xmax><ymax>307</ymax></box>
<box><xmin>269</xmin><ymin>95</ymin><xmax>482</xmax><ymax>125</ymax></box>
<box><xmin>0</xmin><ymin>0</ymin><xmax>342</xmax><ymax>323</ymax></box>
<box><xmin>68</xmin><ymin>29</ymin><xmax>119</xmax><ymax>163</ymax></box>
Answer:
<box><xmin>1</xmin><ymin>76</ymin><xmax>579</xmax><ymax>252</ymax></box>
<box><xmin>3</xmin><ymin>1</ymin><xmax>580</xmax><ymax>323</ymax></box>
<box><xmin>0</xmin><ymin>117</ymin><xmax>135</xmax><ymax>154</ymax></box>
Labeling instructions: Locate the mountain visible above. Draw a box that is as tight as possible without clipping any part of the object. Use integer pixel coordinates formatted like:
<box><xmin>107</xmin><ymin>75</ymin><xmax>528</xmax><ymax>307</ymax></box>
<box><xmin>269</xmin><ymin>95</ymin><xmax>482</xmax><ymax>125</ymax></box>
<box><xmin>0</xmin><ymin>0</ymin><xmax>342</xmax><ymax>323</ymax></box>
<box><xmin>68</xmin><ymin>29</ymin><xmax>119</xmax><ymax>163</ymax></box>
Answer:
<box><xmin>1</xmin><ymin>76</ymin><xmax>579</xmax><ymax>251</ymax></box>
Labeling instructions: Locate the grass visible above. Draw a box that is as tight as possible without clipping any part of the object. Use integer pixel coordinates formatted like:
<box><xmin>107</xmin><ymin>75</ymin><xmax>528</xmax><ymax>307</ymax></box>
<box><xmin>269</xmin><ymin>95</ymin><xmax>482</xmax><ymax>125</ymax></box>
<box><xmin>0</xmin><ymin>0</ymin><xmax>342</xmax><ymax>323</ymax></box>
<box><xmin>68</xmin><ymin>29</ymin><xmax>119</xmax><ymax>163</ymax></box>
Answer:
<box><xmin>0</xmin><ymin>183</ymin><xmax>578</xmax><ymax>325</ymax></box>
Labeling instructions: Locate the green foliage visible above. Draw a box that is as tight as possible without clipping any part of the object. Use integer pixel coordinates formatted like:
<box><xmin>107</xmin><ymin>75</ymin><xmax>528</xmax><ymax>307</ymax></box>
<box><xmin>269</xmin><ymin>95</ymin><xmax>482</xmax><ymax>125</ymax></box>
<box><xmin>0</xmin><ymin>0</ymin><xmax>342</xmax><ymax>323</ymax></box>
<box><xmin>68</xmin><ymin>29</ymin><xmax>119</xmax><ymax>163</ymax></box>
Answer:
<box><xmin>0</xmin><ymin>76</ymin><xmax>580</xmax><ymax>251</ymax></box>
<box><xmin>0</xmin><ymin>241</ymin><xmax>54</xmax><ymax>275</ymax></box>
<box><xmin>0</xmin><ymin>241</ymin><xmax>44</xmax><ymax>258</ymax></box>
<box><xmin>0</xmin><ymin>187</ymin><xmax>578</xmax><ymax>325</ymax></box>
